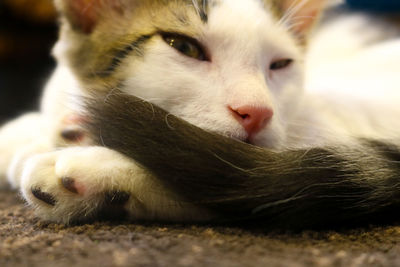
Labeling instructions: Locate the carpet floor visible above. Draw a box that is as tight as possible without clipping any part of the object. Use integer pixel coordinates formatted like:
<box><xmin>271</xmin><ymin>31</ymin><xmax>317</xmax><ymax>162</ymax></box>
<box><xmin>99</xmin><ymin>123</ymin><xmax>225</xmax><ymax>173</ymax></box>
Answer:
<box><xmin>1</xmin><ymin>190</ymin><xmax>400</xmax><ymax>267</ymax></box>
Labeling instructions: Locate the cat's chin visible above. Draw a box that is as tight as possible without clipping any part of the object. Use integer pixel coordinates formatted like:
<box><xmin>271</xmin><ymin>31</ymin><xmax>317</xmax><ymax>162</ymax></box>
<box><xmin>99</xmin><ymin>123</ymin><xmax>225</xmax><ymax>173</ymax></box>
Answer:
<box><xmin>196</xmin><ymin>121</ymin><xmax>281</xmax><ymax>148</ymax></box>
<box><xmin>211</xmin><ymin>130</ymin><xmax>252</xmax><ymax>146</ymax></box>
<box><xmin>209</xmin><ymin>128</ymin><xmax>284</xmax><ymax>149</ymax></box>
<box><xmin>213</xmin><ymin>130</ymin><xmax>272</xmax><ymax>148</ymax></box>
<box><xmin>234</xmin><ymin>136</ymin><xmax>252</xmax><ymax>145</ymax></box>
<box><xmin>232</xmin><ymin>136</ymin><xmax>276</xmax><ymax>149</ymax></box>
<box><xmin>248</xmin><ymin>131</ymin><xmax>285</xmax><ymax>150</ymax></box>
<box><xmin>226</xmin><ymin>134</ymin><xmax>261</xmax><ymax>147</ymax></box>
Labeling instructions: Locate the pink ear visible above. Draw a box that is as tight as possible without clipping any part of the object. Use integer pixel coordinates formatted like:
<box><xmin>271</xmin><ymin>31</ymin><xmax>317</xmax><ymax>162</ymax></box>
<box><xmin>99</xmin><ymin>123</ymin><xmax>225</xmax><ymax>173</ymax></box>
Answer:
<box><xmin>61</xmin><ymin>0</ymin><xmax>123</xmax><ymax>34</ymax></box>
<box><xmin>278</xmin><ymin>0</ymin><xmax>327</xmax><ymax>36</ymax></box>
<box><xmin>67</xmin><ymin>0</ymin><xmax>99</xmax><ymax>33</ymax></box>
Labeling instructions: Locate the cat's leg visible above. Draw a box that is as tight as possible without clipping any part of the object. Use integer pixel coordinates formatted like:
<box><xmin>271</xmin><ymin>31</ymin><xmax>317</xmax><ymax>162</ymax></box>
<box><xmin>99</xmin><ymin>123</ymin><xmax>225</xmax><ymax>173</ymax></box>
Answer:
<box><xmin>0</xmin><ymin>113</ymin><xmax>46</xmax><ymax>188</ymax></box>
<box><xmin>6</xmin><ymin>139</ymin><xmax>52</xmax><ymax>189</ymax></box>
<box><xmin>20</xmin><ymin>146</ymin><xmax>210</xmax><ymax>224</ymax></box>
<box><xmin>1</xmin><ymin>112</ymin><xmax>89</xmax><ymax>189</ymax></box>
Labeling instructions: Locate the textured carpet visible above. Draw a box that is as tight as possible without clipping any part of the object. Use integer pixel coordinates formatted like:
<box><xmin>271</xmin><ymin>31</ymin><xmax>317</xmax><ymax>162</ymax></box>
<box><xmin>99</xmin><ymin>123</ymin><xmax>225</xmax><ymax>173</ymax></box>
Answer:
<box><xmin>2</xmin><ymin>190</ymin><xmax>400</xmax><ymax>267</ymax></box>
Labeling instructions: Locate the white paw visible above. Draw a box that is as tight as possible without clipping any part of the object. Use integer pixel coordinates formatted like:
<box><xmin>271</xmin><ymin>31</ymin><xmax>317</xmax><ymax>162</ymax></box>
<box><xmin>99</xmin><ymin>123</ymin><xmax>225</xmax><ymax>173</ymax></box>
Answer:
<box><xmin>0</xmin><ymin>113</ymin><xmax>44</xmax><ymax>188</ymax></box>
<box><xmin>7</xmin><ymin>140</ymin><xmax>51</xmax><ymax>189</ymax></box>
<box><xmin>19</xmin><ymin>146</ymin><xmax>210</xmax><ymax>224</ymax></box>
<box><xmin>20</xmin><ymin>147</ymin><xmax>145</xmax><ymax>224</ymax></box>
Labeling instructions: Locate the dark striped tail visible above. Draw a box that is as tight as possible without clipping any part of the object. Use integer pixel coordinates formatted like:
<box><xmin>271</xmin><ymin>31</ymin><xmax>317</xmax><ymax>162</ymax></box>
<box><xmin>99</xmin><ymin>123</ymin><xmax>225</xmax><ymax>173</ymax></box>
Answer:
<box><xmin>85</xmin><ymin>91</ymin><xmax>400</xmax><ymax>229</ymax></box>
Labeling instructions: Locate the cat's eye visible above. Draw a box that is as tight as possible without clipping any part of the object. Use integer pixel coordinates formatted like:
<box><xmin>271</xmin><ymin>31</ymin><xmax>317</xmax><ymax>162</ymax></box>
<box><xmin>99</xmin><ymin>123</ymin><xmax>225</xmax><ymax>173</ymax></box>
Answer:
<box><xmin>162</xmin><ymin>34</ymin><xmax>207</xmax><ymax>61</ymax></box>
<box><xmin>270</xmin><ymin>59</ymin><xmax>293</xmax><ymax>70</ymax></box>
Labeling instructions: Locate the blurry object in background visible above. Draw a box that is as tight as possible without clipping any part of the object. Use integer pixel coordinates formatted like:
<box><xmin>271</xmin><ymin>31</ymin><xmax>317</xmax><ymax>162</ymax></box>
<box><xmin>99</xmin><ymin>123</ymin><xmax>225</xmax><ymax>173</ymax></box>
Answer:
<box><xmin>347</xmin><ymin>0</ymin><xmax>400</xmax><ymax>12</ymax></box>
<box><xmin>0</xmin><ymin>0</ymin><xmax>57</xmax><ymax>61</ymax></box>
<box><xmin>343</xmin><ymin>1</ymin><xmax>400</xmax><ymax>34</ymax></box>
<box><xmin>4</xmin><ymin>0</ymin><xmax>57</xmax><ymax>24</ymax></box>
<box><xmin>345</xmin><ymin>0</ymin><xmax>400</xmax><ymax>26</ymax></box>
<box><xmin>0</xmin><ymin>0</ymin><xmax>57</xmax><ymax>123</ymax></box>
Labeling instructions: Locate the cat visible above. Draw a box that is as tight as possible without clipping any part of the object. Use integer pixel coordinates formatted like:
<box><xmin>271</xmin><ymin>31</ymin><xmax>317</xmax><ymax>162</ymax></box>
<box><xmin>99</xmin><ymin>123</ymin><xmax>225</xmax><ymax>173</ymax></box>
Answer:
<box><xmin>1</xmin><ymin>0</ymin><xmax>400</xmax><ymax>228</ymax></box>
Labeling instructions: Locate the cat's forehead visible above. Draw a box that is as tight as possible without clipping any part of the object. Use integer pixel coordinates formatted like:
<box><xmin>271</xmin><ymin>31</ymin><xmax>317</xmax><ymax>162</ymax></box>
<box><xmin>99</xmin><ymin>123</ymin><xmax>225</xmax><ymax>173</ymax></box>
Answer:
<box><xmin>184</xmin><ymin>0</ymin><xmax>280</xmax><ymax>21</ymax></box>
<box><xmin>206</xmin><ymin>0</ymin><xmax>279</xmax><ymax>27</ymax></box>
<box><xmin>202</xmin><ymin>0</ymin><xmax>281</xmax><ymax>17</ymax></box>
<box><xmin>138</xmin><ymin>0</ymin><xmax>280</xmax><ymax>24</ymax></box>
<box><xmin>137</xmin><ymin>0</ymin><xmax>280</xmax><ymax>36</ymax></box>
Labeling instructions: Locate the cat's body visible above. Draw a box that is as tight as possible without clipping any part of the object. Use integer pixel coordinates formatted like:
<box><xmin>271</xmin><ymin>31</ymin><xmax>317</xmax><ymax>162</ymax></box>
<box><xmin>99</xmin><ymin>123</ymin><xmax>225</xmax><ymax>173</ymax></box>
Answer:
<box><xmin>1</xmin><ymin>0</ymin><xmax>400</xmax><ymax>227</ymax></box>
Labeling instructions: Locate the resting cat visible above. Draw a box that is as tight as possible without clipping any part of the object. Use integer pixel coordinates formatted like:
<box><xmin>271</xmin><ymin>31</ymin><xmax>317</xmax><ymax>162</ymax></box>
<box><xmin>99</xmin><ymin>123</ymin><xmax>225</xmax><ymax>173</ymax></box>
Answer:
<box><xmin>1</xmin><ymin>0</ymin><xmax>400</xmax><ymax>227</ymax></box>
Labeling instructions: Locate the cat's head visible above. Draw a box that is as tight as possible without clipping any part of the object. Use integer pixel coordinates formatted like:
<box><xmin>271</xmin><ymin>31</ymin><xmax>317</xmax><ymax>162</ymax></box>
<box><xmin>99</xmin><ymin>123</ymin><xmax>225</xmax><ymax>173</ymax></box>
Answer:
<box><xmin>54</xmin><ymin>0</ymin><xmax>327</xmax><ymax>149</ymax></box>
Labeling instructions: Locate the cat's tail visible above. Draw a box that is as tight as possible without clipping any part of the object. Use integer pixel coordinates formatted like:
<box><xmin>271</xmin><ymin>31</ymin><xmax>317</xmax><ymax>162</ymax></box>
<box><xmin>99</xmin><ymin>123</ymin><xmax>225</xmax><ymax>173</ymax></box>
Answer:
<box><xmin>85</xmin><ymin>91</ymin><xmax>400</xmax><ymax>229</ymax></box>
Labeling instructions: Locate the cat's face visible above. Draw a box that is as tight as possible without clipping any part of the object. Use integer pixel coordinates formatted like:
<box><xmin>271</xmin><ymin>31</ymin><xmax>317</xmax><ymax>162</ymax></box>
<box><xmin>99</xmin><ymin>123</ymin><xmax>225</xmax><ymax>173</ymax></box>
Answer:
<box><xmin>55</xmin><ymin>0</ymin><xmax>325</xmax><ymax>149</ymax></box>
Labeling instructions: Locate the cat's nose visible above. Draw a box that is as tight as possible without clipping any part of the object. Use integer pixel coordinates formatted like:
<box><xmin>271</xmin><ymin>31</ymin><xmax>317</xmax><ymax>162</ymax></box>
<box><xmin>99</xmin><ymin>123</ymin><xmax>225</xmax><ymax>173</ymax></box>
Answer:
<box><xmin>229</xmin><ymin>106</ymin><xmax>274</xmax><ymax>136</ymax></box>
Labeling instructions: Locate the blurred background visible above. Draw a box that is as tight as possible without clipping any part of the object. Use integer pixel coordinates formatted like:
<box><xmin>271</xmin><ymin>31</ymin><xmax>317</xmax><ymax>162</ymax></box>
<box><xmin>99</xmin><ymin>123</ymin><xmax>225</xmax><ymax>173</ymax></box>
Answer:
<box><xmin>0</xmin><ymin>0</ymin><xmax>399</xmax><ymax>125</ymax></box>
<box><xmin>0</xmin><ymin>0</ymin><xmax>57</xmax><ymax>124</ymax></box>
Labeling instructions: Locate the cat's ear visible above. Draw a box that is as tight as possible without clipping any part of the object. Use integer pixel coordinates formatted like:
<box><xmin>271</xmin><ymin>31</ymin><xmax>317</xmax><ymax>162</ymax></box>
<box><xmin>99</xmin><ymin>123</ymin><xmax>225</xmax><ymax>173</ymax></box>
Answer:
<box><xmin>55</xmin><ymin>0</ymin><xmax>123</xmax><ymax>34</ymax></box>
<box><xmin>272</xmin><ymin>0</ymin><xmax>327</xmax><ymax>38</ymax></box>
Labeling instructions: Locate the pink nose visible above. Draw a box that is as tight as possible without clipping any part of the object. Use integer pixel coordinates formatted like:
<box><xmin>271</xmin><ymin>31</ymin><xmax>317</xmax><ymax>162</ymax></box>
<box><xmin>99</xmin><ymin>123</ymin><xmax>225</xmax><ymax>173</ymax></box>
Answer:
<box><xmin>229</xmin><ymin>105</ymin><xmax>274</xmax><ymax>136</ymax></box>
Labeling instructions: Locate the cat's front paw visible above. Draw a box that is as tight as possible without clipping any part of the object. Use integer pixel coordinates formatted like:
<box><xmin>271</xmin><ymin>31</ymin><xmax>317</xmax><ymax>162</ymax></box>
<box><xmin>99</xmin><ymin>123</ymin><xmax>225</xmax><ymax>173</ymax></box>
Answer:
<box><xmin>0</xmin><ymin>112</ymin><xmax>44</xmax><ymax>188</ymax></box>
<box><xmin>19</xmin><ymin>147</ymin><xmax>146</xmax><ymax>224</ymax></box>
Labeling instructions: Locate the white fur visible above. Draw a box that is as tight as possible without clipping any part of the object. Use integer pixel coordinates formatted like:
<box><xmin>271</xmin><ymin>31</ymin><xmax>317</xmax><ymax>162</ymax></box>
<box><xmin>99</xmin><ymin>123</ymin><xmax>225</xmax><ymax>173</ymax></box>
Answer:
<box><xmin>124</xmin><ymin>0</ymin><xmax>304</xmax><ymax>148</ymax></box>
<box><xmin>305</xmin><ymin>14</ymin><xmax>400</xmax><ymax>140</ymax></box>
<box><xmin>1</xmin><ymin>0</ymin><xmax>400</xmax><ymax>223</ymax></box>
<box><xmin>0</xmin><ymin>113</ymin><xmax>44</xmax><ymax>188</ymax></box>
<box><xmin>20</xmin><ymin>146</ymin><xmax>211</xmax><ymax>223</ymax></box>
<box><xmin>7</xmin><ymin>139</ymin><xmax>51</xmax><ymax>189</ymax></box>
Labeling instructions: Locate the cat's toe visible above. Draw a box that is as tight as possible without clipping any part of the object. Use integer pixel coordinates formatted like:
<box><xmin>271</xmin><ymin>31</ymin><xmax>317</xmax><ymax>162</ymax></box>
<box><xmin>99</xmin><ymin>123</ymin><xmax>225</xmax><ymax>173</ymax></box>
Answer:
<box><xmin>61</xmin><ymin>177</ymin><xmax>80</xmax><ymax>194</ymax></box>
<box><xmin>19</xmin><ymin>152</ymin><xmax>91</xmax><ymax>223</ymax></box>
<box><xmin>31</xmin><ymin>187</ymin><xmax>57</xmax><ymax>206</ymax></box>
<box><xmin>59</xmin><ymin>115</ymin><xmax>91</xmax><ymax>145</ymax></box>
<box><xmin>60</xmin><ymin>128</ymin><xmax>85</xmax><ymax>142</ymax></box>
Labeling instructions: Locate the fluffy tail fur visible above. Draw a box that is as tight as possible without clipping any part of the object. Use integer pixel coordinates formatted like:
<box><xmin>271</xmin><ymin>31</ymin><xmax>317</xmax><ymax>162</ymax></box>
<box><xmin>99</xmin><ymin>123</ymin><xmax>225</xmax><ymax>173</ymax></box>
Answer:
<box><xmin>85</xmin><ymin>91</ymin><xmax>400</xmax><ymax>229</ymax></box>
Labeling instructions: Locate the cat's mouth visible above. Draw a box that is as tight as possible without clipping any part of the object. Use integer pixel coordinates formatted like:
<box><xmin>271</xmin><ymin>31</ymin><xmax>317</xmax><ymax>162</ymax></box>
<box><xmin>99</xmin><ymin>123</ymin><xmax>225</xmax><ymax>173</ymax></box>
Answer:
<box><xmin>219</xmin><ymin>129</ymin><xmax>263</xmax><ymax>146</ymax></box>
<box><xmin>245</xmin><ymin>138</ymin><xmax>253</xmax><ymax>145</ymax></box>
<box><xmin>244</xmin><ymin>137</ymin><xmax>259</xmax><ymax>146</ymax></box>
<box><xmin>209</xmin><ymin>127</ymin><xmax>261</xmax><ymax>146</ymax></box>
<box><xmin>234</xmin><ymin>131</ymin><xmax>261</xmax><ymax>146</ymax></box>
<box><xmin>229</xmin><ymin>134</ymin><xmax>254</xmax><ymax>146</ymax></box>
<box><xmin>228</xmin><ymin>132</ymin><xmax>275</xmax><ymax>148</ymax></box>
